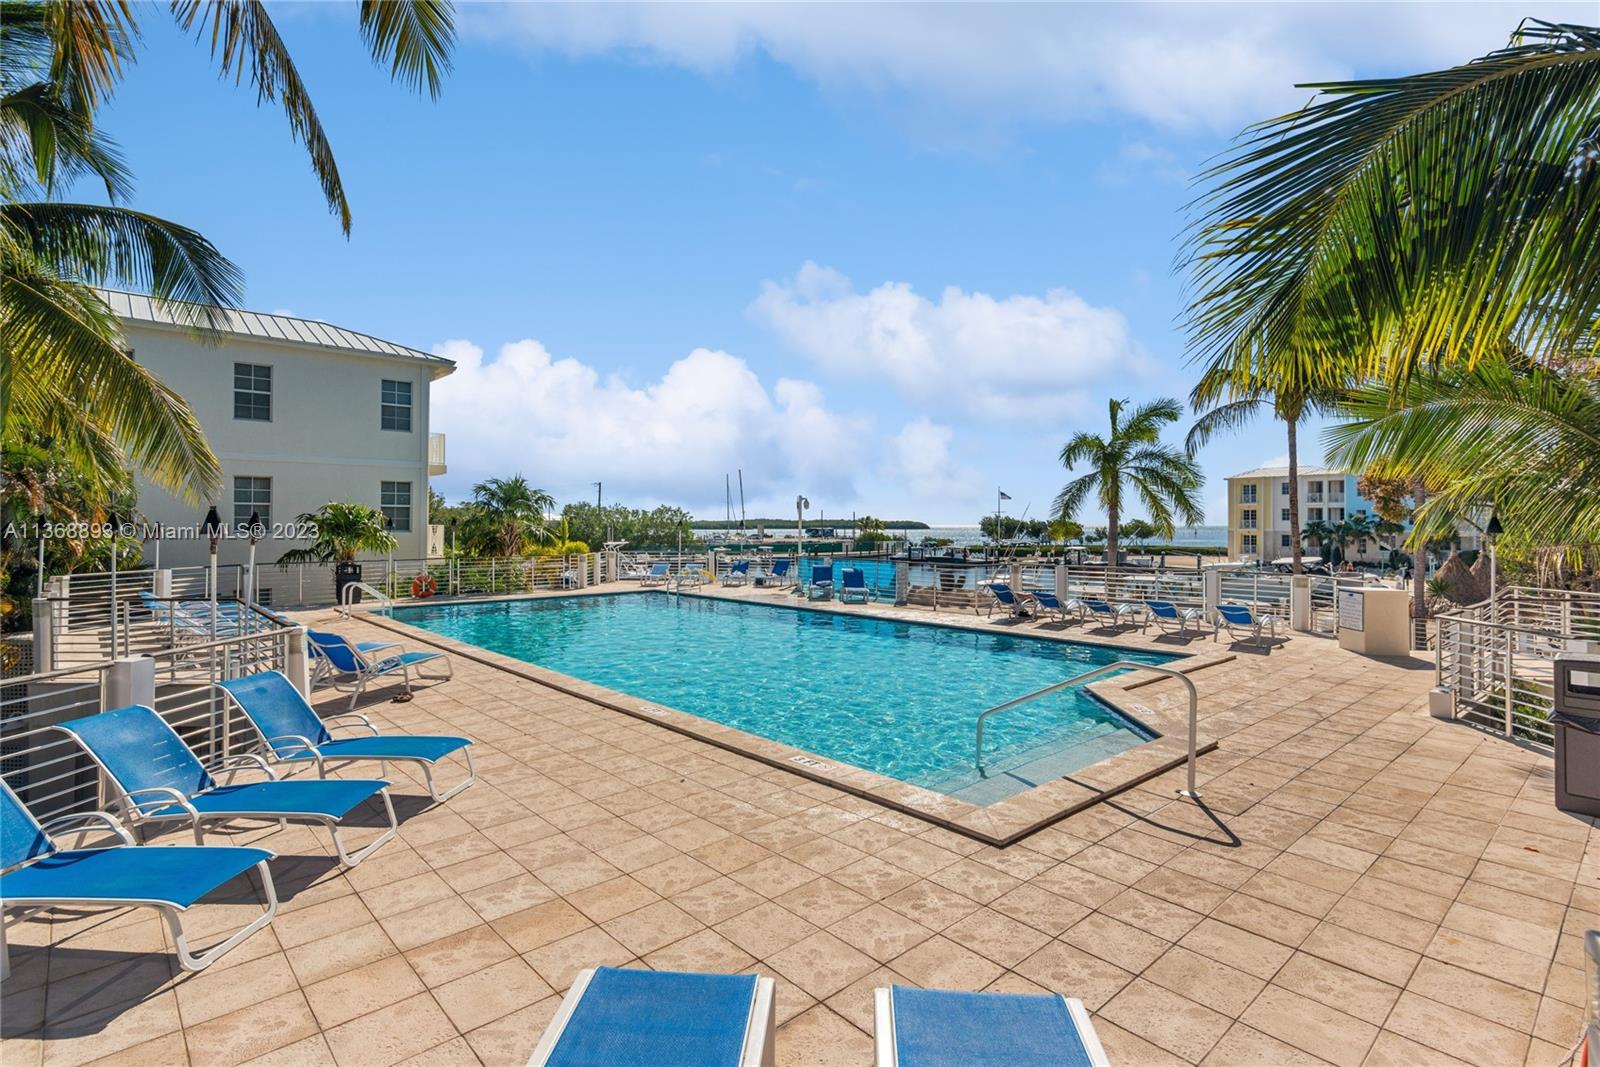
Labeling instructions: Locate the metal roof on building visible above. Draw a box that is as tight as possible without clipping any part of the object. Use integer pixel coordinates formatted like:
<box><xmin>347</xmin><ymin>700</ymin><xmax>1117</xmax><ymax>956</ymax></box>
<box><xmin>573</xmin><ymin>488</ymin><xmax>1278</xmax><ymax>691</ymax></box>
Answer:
<box><xmin>99</xmin><ymin>289</ymin><xmax>454</xmax><ymax>375</ymax></box>
<box><xmin>1228</xmin><ymin>465</ymin><xmax>1350</xmax><ymax>479</ymax></box>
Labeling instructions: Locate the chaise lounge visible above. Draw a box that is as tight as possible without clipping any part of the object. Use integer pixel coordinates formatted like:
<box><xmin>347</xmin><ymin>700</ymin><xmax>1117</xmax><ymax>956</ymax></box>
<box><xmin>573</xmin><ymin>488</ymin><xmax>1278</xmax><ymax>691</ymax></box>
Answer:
<box><xmin>217</xmin><ymin>670</ymin><xmax>476</xmax><ymax>803</ymax></box>
<box><xmin>55</xmin><ymin>705</ymin><xmax>398</xmax><ymax>867</ymax></box>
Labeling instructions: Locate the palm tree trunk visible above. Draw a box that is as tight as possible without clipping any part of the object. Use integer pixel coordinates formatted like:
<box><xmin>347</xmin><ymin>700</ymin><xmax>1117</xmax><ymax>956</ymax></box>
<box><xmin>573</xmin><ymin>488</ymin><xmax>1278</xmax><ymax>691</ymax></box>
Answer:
<box><xmin>1411</xmin><ymin>481</ymin><xmax>1428</xmax><ymax>619</ymax></box>
<box><xmin>1286</xmin><ymin>417</ymin><xmax>1302</xmax><ymax>574</ymax></box>
<box><xmin>1105</xmin><ymin>508</ymin><xmax>1119</xmax><ymax>576</ymax></box>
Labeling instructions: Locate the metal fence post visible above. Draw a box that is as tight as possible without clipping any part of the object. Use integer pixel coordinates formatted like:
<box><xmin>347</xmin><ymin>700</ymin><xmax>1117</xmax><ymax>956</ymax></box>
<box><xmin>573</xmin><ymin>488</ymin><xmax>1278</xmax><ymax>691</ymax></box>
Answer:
<box><xmin>1504</xmin><ymin>641</ymin><xmax>1515</xmax><ymax>738</ymax></box>
<box><xmin>31</xmin><ymin>598</ymin><xmax>54</xmax><ymax>672</ymax></box>
<box><xmin>105</xmin><ymin>656</ymin><xmax>155</xmax><ymax>711</ymax></box>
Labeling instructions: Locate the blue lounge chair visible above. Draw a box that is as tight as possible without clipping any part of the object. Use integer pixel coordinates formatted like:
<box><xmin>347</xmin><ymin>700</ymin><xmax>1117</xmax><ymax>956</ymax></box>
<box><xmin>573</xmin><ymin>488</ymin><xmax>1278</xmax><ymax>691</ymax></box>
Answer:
<box><xmin>1145</xmin><ymin>599</ymin><xmax>1205</xmax><ymax>637</ymax></box>
<box><xmin>1215</xmin><ymin>603</ymin><xmax>1283</xmax><ymax>646</ymax></box>
<box><xmin>1030</xmin><ymin>590</ymin><xmax>1084</xmax><ymax>624</ymax></box>
<box><xmin>983</xmin><ymin>582</ymin><xmax>1031</xmax><ymax>618</ymax></box>
<box><xmin>766</xmin><ymin>559</ymin><xmax>792</xmax><ymax>587</ymax></box>
<box><xmin>641</xmin><ymin>562</ymin><xmax>672</xmax><ymax>587</ymax></box>
<box><xmin>0</xmin><ymin>781</ymin><xmax>278</xmax><ymax>974</ymax></box>
<box><xmin>55</xmin><ymin>706</ymin><xmax>397</xmax><ymax>867</ymax></box>
<box><xmin>530</xmin><ymin>966</ymin><xmax>775</xmax><ymax>1067</ymax></box>
<box><xmin>839</xmin><ymin>567</ymin><xmax>873</xmax><ymax>604</ymax></box>
<box><xmin>1083</xmin><ymin>598</ymin><xmax>1141</xmax><ymax>630</ymax></box>
<box><xmin>873</xmin><ymin>985</ymin><xmax>1108</xmax><ymax>1067</ymax></box>
<box><xmin>807</xmin><ymin>564</ymin><xmax>835</xmax><ymax>601</ymax></box>
<box><xmin>217</xmin><ymin>671</ymin><xmax>476</xmax><ymax>803</ymax></box>
<box><xmin>721</xmin><ymin>560</ymin><xmax>751</xmax><ymax>586</ymax></box>
<box><xmin>306</xmin><ymin>629</ymin><xmax>452</xmax><ymax>709</ymax></box>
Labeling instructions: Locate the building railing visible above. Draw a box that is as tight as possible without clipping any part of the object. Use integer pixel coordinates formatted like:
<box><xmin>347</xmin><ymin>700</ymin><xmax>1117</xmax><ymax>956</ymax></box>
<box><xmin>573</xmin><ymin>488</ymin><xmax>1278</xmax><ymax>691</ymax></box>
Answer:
<box><xmin>1434</xmin><ymin>587</ymin><xmax>1600</xmax><ymax>750</ymax></box>
<box><xmin>1</xmin><ymin>626</ymin><xmax>297</xmax><ymax>825</ymax></box>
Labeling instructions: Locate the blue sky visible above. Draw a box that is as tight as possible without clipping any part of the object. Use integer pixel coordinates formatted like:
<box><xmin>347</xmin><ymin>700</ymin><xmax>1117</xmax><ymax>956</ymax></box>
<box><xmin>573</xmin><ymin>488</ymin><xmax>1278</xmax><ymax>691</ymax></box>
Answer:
<box><xmin>94</xmin><ymin>2</ymin><xmax>1586</xmax><ymax>523</ymax></box>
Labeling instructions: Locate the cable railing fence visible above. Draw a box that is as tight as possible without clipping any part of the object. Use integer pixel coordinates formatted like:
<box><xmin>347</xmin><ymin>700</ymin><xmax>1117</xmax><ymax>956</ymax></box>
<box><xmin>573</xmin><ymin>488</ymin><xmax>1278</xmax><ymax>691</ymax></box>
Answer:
<box><xmin>0</xmin><ymin>625</ymin><xmax>296</xmax><ymax>826</ymax></box>
<box><xmin>1435</xmin><ymin>586</ymin><xmax>1600</xmax><ymax>750</ymax></box>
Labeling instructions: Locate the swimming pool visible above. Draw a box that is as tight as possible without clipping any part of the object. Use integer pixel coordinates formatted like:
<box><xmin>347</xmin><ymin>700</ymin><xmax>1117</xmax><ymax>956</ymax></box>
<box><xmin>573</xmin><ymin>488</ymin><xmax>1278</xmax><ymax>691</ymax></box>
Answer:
<box><xmin>395</xmin><ymin>593</ymin><xmax>1177</xmax><ymax>804</ymax></box>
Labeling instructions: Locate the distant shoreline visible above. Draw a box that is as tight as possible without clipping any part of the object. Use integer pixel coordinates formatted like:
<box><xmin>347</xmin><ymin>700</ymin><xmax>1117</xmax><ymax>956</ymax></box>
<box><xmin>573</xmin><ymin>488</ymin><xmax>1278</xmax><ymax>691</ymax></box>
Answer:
<box><xmin>691</xmin><ymin>518</ymin><xmax>932</xmax><ymax>530</ymax></box>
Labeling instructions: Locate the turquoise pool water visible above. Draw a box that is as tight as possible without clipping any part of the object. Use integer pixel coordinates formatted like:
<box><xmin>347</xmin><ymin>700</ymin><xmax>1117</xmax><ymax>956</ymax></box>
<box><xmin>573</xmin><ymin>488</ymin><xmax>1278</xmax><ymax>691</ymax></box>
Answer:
<box><xmin>395</xmin><ymin>593</ymin><xmax>1176</xmax><ymax>803</ymax></box>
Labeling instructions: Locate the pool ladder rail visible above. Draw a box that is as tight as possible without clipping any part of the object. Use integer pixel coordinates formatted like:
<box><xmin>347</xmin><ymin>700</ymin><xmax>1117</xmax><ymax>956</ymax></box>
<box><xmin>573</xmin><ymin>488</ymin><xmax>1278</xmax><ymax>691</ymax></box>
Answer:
<box><xmin>973</xmin><ymin>661</ymin><xmax>1201</xmax><ymax>800</ymax></box>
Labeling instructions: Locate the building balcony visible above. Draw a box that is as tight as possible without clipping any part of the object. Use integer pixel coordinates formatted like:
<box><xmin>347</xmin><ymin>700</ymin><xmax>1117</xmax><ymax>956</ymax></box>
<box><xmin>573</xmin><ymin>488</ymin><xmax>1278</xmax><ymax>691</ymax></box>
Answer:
<box><xmin>428</xmin><ymin>432</ymin><xmax>447</xmax><ymax>475</ymax></box>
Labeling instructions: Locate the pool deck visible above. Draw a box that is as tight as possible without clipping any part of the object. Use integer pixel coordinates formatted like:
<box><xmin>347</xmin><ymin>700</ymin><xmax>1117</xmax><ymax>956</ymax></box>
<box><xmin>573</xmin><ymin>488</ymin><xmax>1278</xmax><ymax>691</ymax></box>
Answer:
<box><xmin>5</xmin><ymin>584</ymin><xmax>1594</xmax><ymax>1067</ymax></box>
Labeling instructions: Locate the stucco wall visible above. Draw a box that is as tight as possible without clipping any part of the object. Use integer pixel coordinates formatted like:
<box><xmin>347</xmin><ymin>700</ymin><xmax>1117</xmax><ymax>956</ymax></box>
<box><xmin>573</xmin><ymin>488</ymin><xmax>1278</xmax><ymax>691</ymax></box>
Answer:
<box><xmin>124</xmin><ymin>321</ymin><xmax>443</xmax><ymax>569</ymax></box>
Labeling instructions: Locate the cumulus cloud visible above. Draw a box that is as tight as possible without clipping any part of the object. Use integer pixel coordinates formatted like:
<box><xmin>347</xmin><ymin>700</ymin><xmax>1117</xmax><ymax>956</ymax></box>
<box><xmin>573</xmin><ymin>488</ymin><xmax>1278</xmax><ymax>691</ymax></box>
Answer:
<box><xmin>749</xmin><ymin>262</ymin><xmax>1144</xmax><ymax>420</ymax></box>
<box><xmin>461</xmin><ymin>2</ymin><xmax>1584</xmax><ymax>133</ymax></box>
<box><xmin>428</xmin><ymin>337</ymin><xmax>868</xmax><ymax>510</ymax></box>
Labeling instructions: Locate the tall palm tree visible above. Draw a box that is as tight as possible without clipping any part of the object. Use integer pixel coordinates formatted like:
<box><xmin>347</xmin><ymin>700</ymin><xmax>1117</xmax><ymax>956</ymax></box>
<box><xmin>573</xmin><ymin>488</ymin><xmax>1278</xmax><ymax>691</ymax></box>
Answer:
<box><xmin>1186</xmin><ymin>363</ymin><xmax>1342</xmax><ymax>574</ymax></box>
<box><xmin>1</xmin><ymin>0</ymin><xmax>455</xmax><ymax>499</ymax></box>
<box><xmin>464</xmin><ymin>477</ymin><xmax>556</xmax><ymax>558</ymax></box>
<box><xmin>1054</xmin><ymin>398</ymin><xmax>1204</xmax><ymax>570</ymax></box>
<box><xmin>1183</xmin><ymin>20</ymin><xmax>1600</xmax><ymax>389</ymax></box>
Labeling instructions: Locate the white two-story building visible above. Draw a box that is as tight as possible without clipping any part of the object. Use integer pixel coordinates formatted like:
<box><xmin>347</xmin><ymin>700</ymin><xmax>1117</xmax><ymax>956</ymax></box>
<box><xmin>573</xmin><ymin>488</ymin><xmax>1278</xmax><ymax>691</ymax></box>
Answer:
<box><xmin>105</xmin><ymin>291</ymin><xmax>454</xmax><ymax>574</ymax></box>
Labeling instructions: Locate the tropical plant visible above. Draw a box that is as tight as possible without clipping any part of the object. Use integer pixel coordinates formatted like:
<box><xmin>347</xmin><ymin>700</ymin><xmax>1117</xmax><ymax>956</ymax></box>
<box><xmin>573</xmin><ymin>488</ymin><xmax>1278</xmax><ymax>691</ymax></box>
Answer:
<box><xmin>1182</xmin><ymin>19</ymin><xmax>1600</xmax><ymax>391</ymax></box>
<box><xmin>462</xmin><ymin>476</ymin><xmax>554</xmax><ymax>557</ymax></box>
<box><xmin>1333</xmin><ymin>511</ymin><xmax>1377</xmax><ymax>562</ymax></box>
<box><xmin>276</xmin><ymin>502</ymin><xmax>397</xmax><ymax>566</ymax></box>
<box><xmin>1</xmin><ymin>0</ymin><xmax>455</xmax><ymax>500</ymax></box>
<box><xmin>1333</xmin><ymin>360</ymin><xmax>1600</xmax><ymax>554</ymax></box>
<box><xmin>1053</xmin><ymin>398</ymin><xmax>1204</xmax><ymax>569</ymax></box>
<box><xmin>1300</xmin><ymin>518</ymin><xmax>1335</xmax><ymax>560</ymax></box>
<box><xmin>1048</xmin><ymin>518</ymin><xmax>1085</xmax><ymax>544</ymax></box>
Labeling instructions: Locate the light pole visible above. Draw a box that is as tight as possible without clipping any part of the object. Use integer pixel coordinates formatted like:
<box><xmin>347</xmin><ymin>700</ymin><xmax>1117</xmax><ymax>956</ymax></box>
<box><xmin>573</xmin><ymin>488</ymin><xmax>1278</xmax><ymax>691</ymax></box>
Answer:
<box><xmin>796</xmin><ymin>494</ymin><xmax>809</xmax><ymax>591</ymax></box>
<box><xmin>1486</xmin><ymin>510</ymin><xmax>1503</xmax><ymax>606</ymax></box>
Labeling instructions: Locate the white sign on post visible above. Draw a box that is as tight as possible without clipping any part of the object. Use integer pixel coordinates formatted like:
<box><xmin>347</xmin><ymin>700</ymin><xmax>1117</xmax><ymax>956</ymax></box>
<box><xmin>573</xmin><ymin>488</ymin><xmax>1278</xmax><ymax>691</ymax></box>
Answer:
<box><xmin>1338</xmin><ymin>589</ymin><xmax>1365</xmax><ymax>632</ymax></box>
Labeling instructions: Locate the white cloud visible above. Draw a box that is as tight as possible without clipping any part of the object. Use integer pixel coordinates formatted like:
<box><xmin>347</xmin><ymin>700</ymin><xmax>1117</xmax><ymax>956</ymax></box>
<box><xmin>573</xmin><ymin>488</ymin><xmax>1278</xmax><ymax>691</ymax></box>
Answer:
<box><xmin>428</xmin><ymin>337</ymin><xmax>867</xmax><ymax>510</ymax></box>
<box><xmin>462</xmin><ymin>3</ymin><xmax>1586</xmax><ymax>133</ymax></box>
<box><xmin>750</xmin><ymin>262</ymin><xmax>1145</xmax><ymax>420</ymax></box>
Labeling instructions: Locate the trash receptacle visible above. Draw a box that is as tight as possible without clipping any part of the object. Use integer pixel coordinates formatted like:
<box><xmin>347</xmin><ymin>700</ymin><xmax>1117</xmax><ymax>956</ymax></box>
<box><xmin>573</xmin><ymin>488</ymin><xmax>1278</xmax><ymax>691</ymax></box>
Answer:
<box><xmin>1553</xmin><ymin>655</ymin><xmax>1600</xmax><ymax>817</ymax></box>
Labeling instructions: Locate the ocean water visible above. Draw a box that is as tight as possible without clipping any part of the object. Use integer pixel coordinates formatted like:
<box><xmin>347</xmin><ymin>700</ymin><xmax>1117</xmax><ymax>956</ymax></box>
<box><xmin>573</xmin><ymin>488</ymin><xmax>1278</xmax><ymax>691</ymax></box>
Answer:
<box><xmin>396</xmin><ymin>592</ymin><xmax>1176</xmax><ymax>804</ymax></box>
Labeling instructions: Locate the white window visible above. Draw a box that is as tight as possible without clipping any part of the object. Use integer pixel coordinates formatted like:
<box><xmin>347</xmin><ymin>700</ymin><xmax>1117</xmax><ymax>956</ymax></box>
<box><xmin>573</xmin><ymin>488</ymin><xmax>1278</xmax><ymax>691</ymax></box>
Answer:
<box><xmin>234</xmin><ymin>363</ymin><xmax>271</xmax><ymax>421</ymax></box>
<box><xmin>1281</xmin><ymin>508</ymin><xmax>1291</xmax><ymax>522</ymax></box>
<box><xmin>1242</xmin><ymin>534</ymin><xmax>1258</xmax><ymax>555</ymax></box>
<box><xmin>1281</xmin><ymin>534</ymin><xmax>1292</xmax><ymax>548</ymax></box>
<box><xmin>1241</xmin><ymin>509</ymin><xmax>1257</xmax><ymax>530</ymax></box>
<box><xmin>381</xmin><ymin>379</ymin><xmax>412</xmax><ymax>432</ymax></box>
<box><xmin>1239</xmin><ymin>484</ymin><xmax>1257</xmax><ymax>504</ymax></box>
<box><xmin>233</xmin><ymin>477</ymin><xmax>271</xmax><ymax>532</ymax></box>
<box><xmin>1309</xmin><ymin>507</ymin><xmax>1323</xmax><ymax>522</ymax></box>
<box><xmin>1330</xmin><ymin>507</ymin><xmax>1345</xmax><ymax>522</ymax></box>
<box><xmin>1280</xmin><ymin>481</ymin><xmax>1290</xmax><ymax>495</ymax></box>
<box><xmin>381</xmin><ymin>481</ymin><xmax>412</xmax><ymax>531</ymax></box>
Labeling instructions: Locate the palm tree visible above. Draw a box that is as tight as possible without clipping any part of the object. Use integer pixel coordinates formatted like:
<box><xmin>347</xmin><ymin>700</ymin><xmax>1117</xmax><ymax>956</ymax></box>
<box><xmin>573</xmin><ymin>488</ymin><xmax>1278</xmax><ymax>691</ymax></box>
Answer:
<box><xmin>1300</xmin><ymin>518</ymin><xmax>1334</xmax><ymax>561</ymax></box>
<box><xmin>1182</xmin><ymin>20</ymin><xmax>1600</xmax><ymax>390</ymax></box>
<box><xmin>463</xmin><ymin>477</ymin><xmax>555</xmax><ymax>558</ymax></box>
<box><xmin>277</xmin><ymin>502</ymin><xmax>398</xmax><ymax>566</ymax></box>
<box><xmin>2</xmin><ymin>1</ymin><xmax>455</xmax><ymax>498</ymax></box>
<box><xmin>1186</xmin><ymin>361</ymin><xmax>1342</xmax><ymax>575</ymax></box>
<box><xmin>1054</xmin><ymin>398</ymin><xmax>1204</xmax><ymax>570</ymax></box>
<box><xmin>1340</xmin><ymin>511</ymin><xmax>1377</xmax><ymax>563</ymax></box>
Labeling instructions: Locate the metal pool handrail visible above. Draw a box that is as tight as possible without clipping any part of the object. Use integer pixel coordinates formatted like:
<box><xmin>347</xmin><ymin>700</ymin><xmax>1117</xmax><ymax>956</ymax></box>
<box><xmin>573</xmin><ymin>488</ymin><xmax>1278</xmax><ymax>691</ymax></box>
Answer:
<box><xmin>974</xmin><ymin>661</ymin><xmax>1201</xmax><ymax>799</ymax></box>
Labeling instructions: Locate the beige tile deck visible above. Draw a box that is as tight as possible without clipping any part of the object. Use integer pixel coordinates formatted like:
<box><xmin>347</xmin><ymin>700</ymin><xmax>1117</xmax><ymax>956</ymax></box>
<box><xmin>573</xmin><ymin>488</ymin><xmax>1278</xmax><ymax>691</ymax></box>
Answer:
<box><xmin>4</xmin><ymin>586</ymin><xmax>1595</xmax><ymax>1066</ymax></box>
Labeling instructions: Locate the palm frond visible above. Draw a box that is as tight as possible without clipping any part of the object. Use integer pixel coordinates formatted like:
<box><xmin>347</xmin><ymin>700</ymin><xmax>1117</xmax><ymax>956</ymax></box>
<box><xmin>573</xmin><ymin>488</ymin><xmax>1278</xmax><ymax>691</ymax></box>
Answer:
<box><xmin>170</xmin><ymin>0</ymin><xmax>351</xmax><ymax>233</ymax></box>
<box><xmin>1184</xmin><ymin>20</ymin><xmax>1600</xmax><ymax>384</ymax></box>
<box><xmin>359</xmin><ymin>0</ymin><xmax>454</xmax><ymax>98</ymax></box>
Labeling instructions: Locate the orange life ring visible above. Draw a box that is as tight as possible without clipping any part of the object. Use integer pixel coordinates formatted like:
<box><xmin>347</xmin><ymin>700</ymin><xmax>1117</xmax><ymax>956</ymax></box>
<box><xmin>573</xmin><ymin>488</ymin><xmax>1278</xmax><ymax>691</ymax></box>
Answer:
<box><xmin>411</xmin><ymin>574</ymin><xmax>438</xmax><ymax>599</ymax></box>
